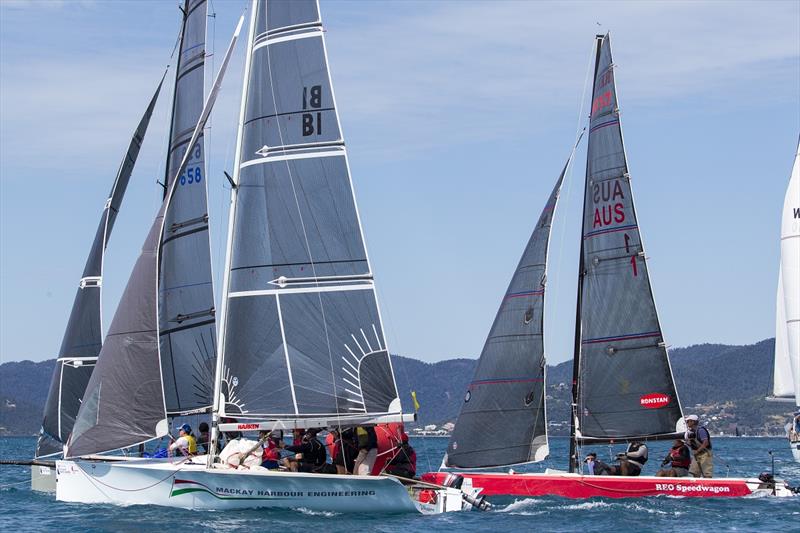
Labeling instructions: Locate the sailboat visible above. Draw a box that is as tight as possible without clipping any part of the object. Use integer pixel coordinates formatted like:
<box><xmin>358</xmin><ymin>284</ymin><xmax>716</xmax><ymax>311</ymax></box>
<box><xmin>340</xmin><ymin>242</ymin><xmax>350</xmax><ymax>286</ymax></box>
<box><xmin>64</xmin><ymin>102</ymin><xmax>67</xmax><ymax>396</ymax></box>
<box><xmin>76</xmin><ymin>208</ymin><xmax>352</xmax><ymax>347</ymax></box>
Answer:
<box><xmin>769</xmin><ymin>140</ymin><xmax>800</xmax><ymax>462</ymax></box>
<box><xmin>423</xmin><ymin>33</ymin><xmax>797</xmax><ymax>499</ymax></box>
<box><xmin>55</xmin><ymin>0</ymin><xmax>473</xmax><ymax>514</ymax></box>
<box><xmin>29</xmin><ymin>76</ymin><xmax>164</xmax><ymax>493</ymax></box>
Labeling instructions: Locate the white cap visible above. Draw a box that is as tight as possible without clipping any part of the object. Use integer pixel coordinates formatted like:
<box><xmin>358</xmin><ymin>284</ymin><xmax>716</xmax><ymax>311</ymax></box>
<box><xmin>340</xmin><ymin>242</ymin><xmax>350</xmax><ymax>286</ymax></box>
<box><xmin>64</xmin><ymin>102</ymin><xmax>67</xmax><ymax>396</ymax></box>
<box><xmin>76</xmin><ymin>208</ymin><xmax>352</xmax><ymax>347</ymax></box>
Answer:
<box><xmin>686</xmin><ymin>414</ymin><xmax>699</xmax><ymax>422</ymax></box>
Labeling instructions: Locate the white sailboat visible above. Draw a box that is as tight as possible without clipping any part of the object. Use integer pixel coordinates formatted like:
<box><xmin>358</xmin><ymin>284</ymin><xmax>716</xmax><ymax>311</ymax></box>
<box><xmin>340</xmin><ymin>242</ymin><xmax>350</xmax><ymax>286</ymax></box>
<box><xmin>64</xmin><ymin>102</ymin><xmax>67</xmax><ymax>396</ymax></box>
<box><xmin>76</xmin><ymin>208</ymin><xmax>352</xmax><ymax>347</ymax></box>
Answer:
<box><xmin>55</xmin><ymin>0</ymin><xmax>474</xmax><ymax>514</ymax></box>
<box><xmin>770</xmin><ymin>140</ymin><xmax>800</xmax><ymax>462</ymax></box>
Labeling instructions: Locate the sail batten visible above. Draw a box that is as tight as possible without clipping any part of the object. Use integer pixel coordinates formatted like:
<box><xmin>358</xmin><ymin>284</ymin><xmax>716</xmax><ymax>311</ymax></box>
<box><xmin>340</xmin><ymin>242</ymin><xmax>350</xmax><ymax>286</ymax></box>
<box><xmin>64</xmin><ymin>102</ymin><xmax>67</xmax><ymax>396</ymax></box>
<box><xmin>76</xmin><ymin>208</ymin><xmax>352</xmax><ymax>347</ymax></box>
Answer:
<box><xmin>570</xmin><ymin>35</ymin><xmax>683</xmax><ymax>464</ymax></box>
<box><xmin>216</xmin><ymin>0</ymin><xmax>400</xmax><ymax>424</ymax></box>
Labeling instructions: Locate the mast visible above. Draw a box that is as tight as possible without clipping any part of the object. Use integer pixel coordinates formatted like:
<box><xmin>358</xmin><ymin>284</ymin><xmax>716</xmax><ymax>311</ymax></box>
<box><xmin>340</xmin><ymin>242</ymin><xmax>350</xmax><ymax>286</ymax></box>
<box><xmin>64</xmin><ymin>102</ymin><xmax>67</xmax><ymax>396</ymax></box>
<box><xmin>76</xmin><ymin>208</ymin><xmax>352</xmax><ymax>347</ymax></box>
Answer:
<box><xmin>209</xmin><ymin>0</ymin><xmax>258</xmax><ymax>463</ymax></box>
<box><xmin>569</xmin><ymin>35</ymin><xmax>603</xmax><ymax>474</ymax></box>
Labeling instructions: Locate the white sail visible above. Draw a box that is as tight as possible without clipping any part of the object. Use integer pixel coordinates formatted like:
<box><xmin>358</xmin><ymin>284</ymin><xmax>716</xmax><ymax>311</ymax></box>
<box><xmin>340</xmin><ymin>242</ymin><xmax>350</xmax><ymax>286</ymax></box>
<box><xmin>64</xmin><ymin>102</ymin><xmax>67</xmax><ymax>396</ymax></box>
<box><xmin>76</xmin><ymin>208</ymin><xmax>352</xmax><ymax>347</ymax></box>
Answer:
<box><xmin>779</xmin><ymin>143</ymin><xmax>800</xmax><ymax>407</ymax></box>
<box><xmin>773</xmin><ymin>269</ymin><xmax>795</xmax><ymax>399</ymax></box>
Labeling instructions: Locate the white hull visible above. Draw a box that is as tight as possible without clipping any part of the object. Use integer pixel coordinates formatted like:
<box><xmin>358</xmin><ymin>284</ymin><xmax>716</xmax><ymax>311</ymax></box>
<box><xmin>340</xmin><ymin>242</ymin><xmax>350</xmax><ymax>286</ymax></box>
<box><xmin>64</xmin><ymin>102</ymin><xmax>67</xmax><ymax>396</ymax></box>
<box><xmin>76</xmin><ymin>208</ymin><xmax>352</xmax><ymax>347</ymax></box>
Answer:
<box><xmin>56</xmin><ymin>457</ymin><xmax>466</xmax><ymax>514</ymax></box>
<box><xmin>30</xmin><ymin>464</ymin><xmax>56</xmax><ymax>493</ymax></box>
<box><xmin>791</xmin><ymin>438</ymin><xmax>800</xmax><ymax>463</ymax></box>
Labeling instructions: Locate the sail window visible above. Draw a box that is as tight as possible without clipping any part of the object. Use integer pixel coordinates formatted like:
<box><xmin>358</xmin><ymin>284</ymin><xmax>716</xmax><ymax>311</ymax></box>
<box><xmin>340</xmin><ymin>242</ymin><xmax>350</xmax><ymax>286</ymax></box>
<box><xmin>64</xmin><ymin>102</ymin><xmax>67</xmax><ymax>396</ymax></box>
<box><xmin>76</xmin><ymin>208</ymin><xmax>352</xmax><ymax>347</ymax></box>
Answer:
<box><xmin>523</xmin><ymin>308</ymin><xmax>534</xmax><ymax>324</ymax></box>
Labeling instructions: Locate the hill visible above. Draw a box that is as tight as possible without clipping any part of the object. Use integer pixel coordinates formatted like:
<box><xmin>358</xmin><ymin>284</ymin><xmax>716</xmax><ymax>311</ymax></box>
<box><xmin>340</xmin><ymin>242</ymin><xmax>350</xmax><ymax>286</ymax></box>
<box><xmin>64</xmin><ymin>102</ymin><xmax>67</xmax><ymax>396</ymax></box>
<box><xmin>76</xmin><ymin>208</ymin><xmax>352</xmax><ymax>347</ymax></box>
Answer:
<box><xmin>0</xmin><ymin>339</ymin><xmax>792</xmax><ymax>436</ymax></box>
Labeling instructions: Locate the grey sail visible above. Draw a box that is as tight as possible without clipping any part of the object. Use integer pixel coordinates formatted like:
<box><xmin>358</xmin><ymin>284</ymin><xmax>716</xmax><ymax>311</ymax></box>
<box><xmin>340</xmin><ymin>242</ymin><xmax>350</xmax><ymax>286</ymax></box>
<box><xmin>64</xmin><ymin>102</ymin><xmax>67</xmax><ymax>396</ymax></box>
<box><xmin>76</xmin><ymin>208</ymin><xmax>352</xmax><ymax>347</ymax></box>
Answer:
<box><xmin>218</xmin><ymin>0</ymin><xmax>400</xmax><ymax>422</ymax></box>
<box><xmin>571</xmin><ymin>34</ymin><xmax>683</xmax><ymax>454</ymax></box>
<box><xmin>159</xmin><ymin>0</ymin><xmax>217</xmax><ymax>415</ymax></box>
<box><xmin>67</xmin><ymin>17</ymin><xmax>243</xmax><ymax>458</ymax></box>
<box><xmin>36</xmin><ymin>78</ymin><xmax>164</xmax><ymax>458</ymax></box>
<box><xmin>445</xmin><ymin>154</ymin><xmax>575</xmax><ymax>469</ymax></box>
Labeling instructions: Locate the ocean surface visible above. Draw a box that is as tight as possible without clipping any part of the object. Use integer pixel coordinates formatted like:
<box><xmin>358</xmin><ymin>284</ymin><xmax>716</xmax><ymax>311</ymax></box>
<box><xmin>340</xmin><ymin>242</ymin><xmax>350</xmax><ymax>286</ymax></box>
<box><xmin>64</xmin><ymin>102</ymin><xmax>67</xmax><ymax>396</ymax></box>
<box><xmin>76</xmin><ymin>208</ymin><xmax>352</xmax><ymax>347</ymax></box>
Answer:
<box><xmin>1</xmin><ymin>436</ymin><xmax>798</xmax><ymax>532</ymax></box>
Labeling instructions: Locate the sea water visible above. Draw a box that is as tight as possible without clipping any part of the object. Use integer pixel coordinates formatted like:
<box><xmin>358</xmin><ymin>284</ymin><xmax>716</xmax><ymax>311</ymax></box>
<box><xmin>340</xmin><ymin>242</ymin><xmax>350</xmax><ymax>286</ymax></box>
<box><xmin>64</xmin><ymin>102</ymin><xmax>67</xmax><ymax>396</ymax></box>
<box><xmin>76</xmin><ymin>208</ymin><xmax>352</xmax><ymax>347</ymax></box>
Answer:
<box><xmin>1</xmin><ymin>436</ymin><xmax>798</xmax><ymax>532</ymax></box>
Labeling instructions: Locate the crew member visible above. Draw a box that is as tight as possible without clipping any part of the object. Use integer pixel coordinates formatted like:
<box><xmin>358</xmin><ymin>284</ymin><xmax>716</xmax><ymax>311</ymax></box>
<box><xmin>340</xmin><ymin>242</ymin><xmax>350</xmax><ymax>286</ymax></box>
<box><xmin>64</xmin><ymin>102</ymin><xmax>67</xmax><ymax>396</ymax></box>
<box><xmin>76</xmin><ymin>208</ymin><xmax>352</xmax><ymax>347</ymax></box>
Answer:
<box><xmin>685</xmin><ymin>414</ymin><xmax>713</xmax><ymax>478</ymax></box>
<box><xmin>656</xmin><ymin>439</ymin><xmax>691</xmax><ymax>477</ymax></box>
<box><xmin>384</xmin><ymin>432</ymin><xmax>416</xmax><ymax>478</ymax></box>
<box><xmin>615</xmin><ymin>441</ymin><xmax>648</xmax><ymax>476</ymax></box>
<box><xmin>197</xmin><ymin>422</ymin><xmax>210</xmax><ymax>454</ymax></box>
<box><xmin>334</xmin><ymin>428</ymin><xmax>358</xmax><ymax>474</ymax></box>
<box><xmin>353</xmin><ymin>426</ymin><xmax>378</xmax><ymax>476</ymax></box>
<box><xmin>281</xmin><ymin>428</ymin><xmax>327</xmax><ymax>473</ymax></box>
<box><xmin>584</xmin><ymin>452</ymin><xmax>613</xmax><ymax>475</ymax></box>
<box><xmin>168</xmin><ymin>423</ymin><xmax>197</xmax><ymax>457</ymax></box>
<box><xmin>260</xmin><ymin>430</ymin><xmax>281</xmax><ymax>469</ymax></box>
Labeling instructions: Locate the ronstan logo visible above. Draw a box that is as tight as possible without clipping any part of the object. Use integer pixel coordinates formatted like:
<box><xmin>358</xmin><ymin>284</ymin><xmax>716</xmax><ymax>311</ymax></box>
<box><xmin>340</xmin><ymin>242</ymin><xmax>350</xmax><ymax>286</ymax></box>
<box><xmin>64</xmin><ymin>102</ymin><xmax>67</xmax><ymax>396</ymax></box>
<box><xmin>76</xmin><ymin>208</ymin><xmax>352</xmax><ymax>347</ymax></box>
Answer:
<box><xmin>640</xmin><ymin>393</ymin><xmax>670</xmax><ymax>409</ymax></box>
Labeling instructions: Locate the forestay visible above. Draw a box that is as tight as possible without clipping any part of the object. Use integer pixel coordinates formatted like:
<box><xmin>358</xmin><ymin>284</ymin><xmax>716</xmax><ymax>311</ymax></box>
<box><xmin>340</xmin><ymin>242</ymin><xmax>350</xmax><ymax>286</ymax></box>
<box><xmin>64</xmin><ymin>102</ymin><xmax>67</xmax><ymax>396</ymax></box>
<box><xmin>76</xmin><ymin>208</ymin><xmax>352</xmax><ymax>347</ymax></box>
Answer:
<box><xmin>159</xmin><ymin>0</ymin><xmax>217</xmax><ymax>415</ymax></box>
<box><xmin>67</xmin><ymin>15</ymin><xmax>243</xmax><ymax>458</ymax></box>
<box><xmin>217</xmin><ymin>0</ymin><xmax>401</xmax><ymax>424</ymax></box>
<box><xmin>573</xmin><ymin>34</ymin><xmax>682</xmax><ymax>445</ymax></box>
<box><xmin>36</xmin><ymin>78</ymin><xmax>164</xmax><ymax>458</ymax></box>
<box><xmin>445</xmin><ymin>155</ymin><xmax>576</xmax><ymax>469</ymax></box>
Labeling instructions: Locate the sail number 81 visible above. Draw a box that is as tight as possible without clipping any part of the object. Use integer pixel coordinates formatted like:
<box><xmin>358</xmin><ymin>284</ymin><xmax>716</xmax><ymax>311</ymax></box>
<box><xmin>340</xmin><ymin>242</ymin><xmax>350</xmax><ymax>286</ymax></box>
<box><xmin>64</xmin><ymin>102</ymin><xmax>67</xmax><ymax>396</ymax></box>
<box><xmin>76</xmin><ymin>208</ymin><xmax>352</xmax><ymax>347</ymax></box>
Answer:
<box><xmin>180</xmin><ymin>167</ymin><xmax>202</xmax><ymax>186</ymax></box>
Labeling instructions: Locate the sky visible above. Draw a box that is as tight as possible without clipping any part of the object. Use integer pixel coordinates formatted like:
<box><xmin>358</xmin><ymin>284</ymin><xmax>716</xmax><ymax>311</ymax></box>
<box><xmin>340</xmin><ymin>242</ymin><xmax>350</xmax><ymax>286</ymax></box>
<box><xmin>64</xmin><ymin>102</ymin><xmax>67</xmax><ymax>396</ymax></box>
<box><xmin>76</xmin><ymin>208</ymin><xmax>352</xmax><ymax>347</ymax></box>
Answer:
<box><xmin>0</xmin><ymin>0</ymin><xmax>798</xmax><ymax>366</ymax></box>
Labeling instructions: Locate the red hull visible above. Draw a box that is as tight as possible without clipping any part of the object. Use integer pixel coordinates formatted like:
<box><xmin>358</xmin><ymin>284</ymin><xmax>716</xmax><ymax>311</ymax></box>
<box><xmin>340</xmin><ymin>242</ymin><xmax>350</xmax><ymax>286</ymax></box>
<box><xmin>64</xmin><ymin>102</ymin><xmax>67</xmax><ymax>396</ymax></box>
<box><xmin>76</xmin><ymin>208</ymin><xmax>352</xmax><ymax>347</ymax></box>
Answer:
<box><xmin>422</xmin><ymin>471</ymin><xmax>766</xmax><ymax>499</ymax></box>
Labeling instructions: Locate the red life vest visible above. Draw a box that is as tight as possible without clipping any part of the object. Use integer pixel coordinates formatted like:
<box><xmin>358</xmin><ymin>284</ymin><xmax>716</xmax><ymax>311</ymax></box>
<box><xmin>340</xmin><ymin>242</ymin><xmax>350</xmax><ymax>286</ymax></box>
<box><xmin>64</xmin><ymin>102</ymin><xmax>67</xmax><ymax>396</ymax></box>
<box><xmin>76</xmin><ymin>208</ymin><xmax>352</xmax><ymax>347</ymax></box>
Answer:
<box><xmin>262</xmin><ymin>440</ymin><xmax>280</xmax><ymax>462</ymax></box>
<box><xmin>669</xmin><ymin>445</ymin><xmax>691</xmax><ymax>469</ymax></box>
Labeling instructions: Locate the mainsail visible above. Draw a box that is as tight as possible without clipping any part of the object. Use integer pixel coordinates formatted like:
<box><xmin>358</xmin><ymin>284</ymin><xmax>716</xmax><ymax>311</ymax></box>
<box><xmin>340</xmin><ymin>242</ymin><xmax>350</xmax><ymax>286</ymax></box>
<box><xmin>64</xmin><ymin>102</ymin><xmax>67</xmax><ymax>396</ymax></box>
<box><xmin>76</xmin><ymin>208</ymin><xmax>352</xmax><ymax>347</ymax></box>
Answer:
<box><xmin>444</xmin><ymin>152</ymin><xmax>577</xmax><ymax>469</ymax></box>
<box><xmin>67</xmin><ymin>15</ymin><xmax>243</xmax><ymax>458</ymax></box>
<box><xmin>35</xmin><ymin>78</ymin><xmax>164</xmax><ymax>458</ymax></box>
<box><xmin>215</xmin><ymin>0</ymin><xmax>401</xmax><ymax>427</ymax></box>
<box><xmin>775</xmin><ymin>142</ymin><xmax>800</xmax><ymax>405</ymax></box>
<box><xmin>570</xmin><ymin>34</ymin><xmax>683</xmax><ymax>467</ymax></box>
<box><xmin>159</xmin><ymin>0</ymin><xmax>217</xmax><ymax>415</ymax></box>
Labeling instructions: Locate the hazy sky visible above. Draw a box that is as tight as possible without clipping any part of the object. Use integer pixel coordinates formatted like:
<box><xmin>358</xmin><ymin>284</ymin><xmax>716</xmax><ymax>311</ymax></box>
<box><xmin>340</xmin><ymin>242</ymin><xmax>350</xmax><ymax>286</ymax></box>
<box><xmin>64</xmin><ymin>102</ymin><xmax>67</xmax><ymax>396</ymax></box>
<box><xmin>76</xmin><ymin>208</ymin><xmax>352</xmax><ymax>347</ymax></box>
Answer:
<box><xmin>1</xmin><ymin>0</ymin><xmax>798</xmax><ymax>366</ymax></box>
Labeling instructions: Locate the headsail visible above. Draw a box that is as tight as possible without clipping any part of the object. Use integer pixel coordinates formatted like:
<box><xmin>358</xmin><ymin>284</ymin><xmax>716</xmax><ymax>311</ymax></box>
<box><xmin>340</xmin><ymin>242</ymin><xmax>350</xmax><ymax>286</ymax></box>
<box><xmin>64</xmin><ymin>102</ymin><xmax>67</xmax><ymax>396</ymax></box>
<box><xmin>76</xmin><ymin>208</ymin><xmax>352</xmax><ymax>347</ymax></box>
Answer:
<box><xmin>777</xmin><ymin>142</ymin><xmax>800</xmax><ymax>405</ymax></box>
<box><xmin>570</xmin><ymin>34</ymin><xmax>683</xmax><ymax>461</ymax></box>
<box><xmin>67</xmin><ymin>15</ymin><xmax>243</xmax><ymax>458</ymax></box>
<box><xmin>159</xmin><ymin>0</ymin><xmax>217</xmax><ymax>415</ymax></box>
<box><xmin>35</xmin><ymin>76</ymin><xmax>164</xmax><ymax>458</ymax></box>
<box><xmin>444</xmin><ymin>148</ymin><xmax>578</xmax><ymax>469</ymax></box>
<box><xmin>772</xmin><ymin>269</ymin><xmax>795</xmax><ymax>401</ymax></box>
<box><xmin>215</xmin><ymin>0</ymin><xmax>401</xmax><ymax>427</ymax></box>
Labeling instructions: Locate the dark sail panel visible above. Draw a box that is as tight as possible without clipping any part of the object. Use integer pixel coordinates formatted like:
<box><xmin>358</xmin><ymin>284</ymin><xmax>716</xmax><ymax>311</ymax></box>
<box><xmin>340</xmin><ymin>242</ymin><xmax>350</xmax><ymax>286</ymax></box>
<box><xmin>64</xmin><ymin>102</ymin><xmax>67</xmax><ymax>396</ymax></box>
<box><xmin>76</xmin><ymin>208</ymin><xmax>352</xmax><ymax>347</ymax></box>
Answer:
<box><xmin>159</xmin><ymin>0</ymin><xmax>217</xmax><ymax>415</ymax></box>
<box><xmin>575</xmin><ymin>34</ymin><xmax>682</xmax><ymax>443</ymax></box>
<box><xmin>218</xmin><ymin>0</ymin><xmax>400</xmax><ymax>422</ymax></box>
<box><xmin>229</xmin><ymin>155</ymin><xmax>369</xmax><ymax>293</ymax></box>
<box><xmin>36</xmin><ymin>78</ymin><xmax>163</xmax><ymax>457</ymax></box>
<box><xmin>445</xmin><ymin>159</ymin><xmax>571</xmax><ymax>469</ymax></box>
<box><xmin>69</xmin><ymin>211</ymin><xmax>169</xmax><ymax>457</ymax></box>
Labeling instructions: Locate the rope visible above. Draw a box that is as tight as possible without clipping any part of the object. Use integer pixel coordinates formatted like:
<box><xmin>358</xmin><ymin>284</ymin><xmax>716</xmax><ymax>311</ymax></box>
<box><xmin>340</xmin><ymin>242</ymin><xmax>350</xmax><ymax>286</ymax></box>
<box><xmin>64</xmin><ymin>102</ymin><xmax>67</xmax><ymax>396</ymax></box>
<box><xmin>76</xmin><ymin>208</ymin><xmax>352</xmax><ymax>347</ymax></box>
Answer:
<box><xmin>0</xmin><ymin>479</ymin><xmax>32</xmax><ymax>489</ymax></box>
<box><xmin>566</xmin><ymin>38</ymin><xmax>599</xmax><ymax>468</ymax></box>
<box><xmin>74</xmin><ymin>457</ymin><xmax>191</xmax><ymax>493</ymax></box>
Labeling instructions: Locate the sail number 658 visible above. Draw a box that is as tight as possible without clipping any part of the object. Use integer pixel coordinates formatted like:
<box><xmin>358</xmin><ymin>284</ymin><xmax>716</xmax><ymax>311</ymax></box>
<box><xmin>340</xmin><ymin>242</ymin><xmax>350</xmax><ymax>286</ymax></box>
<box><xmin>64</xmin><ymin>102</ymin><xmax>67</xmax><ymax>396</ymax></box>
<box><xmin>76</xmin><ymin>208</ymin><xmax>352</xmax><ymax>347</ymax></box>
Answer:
<box><xmin>180</xmin><ymin>166</ymin><xmax>202</xmax><ymax>186</ymax></box>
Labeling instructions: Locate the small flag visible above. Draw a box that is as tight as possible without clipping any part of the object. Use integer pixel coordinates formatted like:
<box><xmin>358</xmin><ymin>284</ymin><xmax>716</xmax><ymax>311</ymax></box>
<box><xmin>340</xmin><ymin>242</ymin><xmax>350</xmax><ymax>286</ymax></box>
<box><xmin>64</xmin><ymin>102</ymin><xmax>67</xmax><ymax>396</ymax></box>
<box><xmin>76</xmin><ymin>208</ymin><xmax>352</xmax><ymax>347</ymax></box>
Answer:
<box><xmin>411</xmin><ymin>391</ymin><xmax>420</xmax><ymax>411</ymax></box>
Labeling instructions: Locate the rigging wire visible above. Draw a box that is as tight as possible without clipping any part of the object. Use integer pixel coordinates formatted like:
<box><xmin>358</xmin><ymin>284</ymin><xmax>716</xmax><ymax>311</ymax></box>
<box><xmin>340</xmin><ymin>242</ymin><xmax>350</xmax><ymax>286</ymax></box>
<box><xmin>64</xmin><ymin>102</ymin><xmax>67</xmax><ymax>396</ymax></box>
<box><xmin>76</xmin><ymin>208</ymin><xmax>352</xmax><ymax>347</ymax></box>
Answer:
<box><xmin>552</xmin><ymin>37</ymin><xmax>596</xmax><ymax>471</ymax></box>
